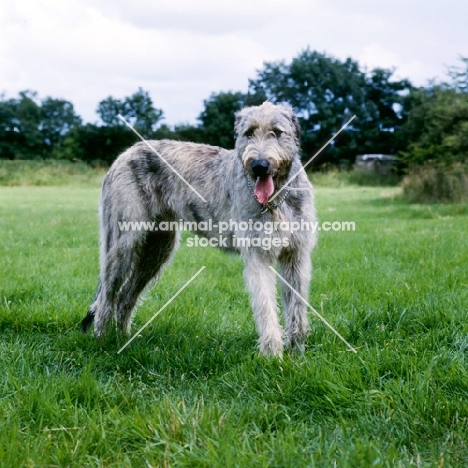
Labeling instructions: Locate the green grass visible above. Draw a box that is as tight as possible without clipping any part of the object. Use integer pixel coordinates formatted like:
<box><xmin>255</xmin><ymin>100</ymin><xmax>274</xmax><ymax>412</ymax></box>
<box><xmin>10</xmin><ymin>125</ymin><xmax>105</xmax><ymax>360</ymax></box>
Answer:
<box><xmin>1</xmin><ymin>182</ymin><xmax>468</xmax><ymax>467</ymax></box>
<box><xmin>310</xmin><ymin>169</ymin><xmax>401</xmax><ymax>188</ymax></box>
<box><xmin>0</xmin><ymin>160</ymin><xmax>107</xmax><ymax>186</ymax></box>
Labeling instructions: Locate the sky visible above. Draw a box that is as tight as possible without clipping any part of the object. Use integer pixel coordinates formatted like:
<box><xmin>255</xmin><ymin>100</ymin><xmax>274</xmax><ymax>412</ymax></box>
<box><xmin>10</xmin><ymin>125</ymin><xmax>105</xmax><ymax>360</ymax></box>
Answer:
<box><xmin>1</xmin><ymin>0</ymin><xmax>467</xmax><ymax>126</ymax></box>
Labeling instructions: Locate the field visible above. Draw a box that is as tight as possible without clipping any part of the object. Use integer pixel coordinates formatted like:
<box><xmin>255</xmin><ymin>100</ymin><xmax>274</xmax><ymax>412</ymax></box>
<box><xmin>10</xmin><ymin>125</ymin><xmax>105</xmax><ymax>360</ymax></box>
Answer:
<box><xmin>1</xmin><ymin>173</ymin><xmax>468</xmax><ymax>467</ymax></box>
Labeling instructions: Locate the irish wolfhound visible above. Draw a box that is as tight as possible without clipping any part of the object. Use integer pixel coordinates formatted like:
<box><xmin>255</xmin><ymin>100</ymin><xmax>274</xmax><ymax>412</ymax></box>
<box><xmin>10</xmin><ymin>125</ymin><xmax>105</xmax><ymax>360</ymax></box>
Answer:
<box><xmin>81</xmin><ymin>102</ymin><xmax>317</xmax><ymax>356</ymax></box>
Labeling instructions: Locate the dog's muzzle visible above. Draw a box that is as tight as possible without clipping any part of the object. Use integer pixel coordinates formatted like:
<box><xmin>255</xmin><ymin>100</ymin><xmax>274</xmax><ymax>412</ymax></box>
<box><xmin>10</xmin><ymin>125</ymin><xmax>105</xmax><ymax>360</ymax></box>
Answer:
<box><xmin>250</xmin><ymin>159</ymin><xmax>275</xmax><ymax>205</ymax></box>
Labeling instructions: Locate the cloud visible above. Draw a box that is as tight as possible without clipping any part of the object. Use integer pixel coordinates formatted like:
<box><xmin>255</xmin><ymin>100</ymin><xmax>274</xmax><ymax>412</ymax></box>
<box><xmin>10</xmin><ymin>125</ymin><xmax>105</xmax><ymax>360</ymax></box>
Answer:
<box><xmin>90</xmin><ymin>0</ymin><xmax>321</xmax><ymax>35</ymax></box>
<box><xmin>1</xmin><ymin>0</ymin><xmax>467</xmax><ymax>125</ymax></box>
<box><xmin>0</xmin><ymin>0</ymin><xmax>270</xmax><ymax>122</ymax></box>
<box><xmin>357</xmin><ymin>44</ymin><xmax>425</xmax><ymax>82</ymax></box>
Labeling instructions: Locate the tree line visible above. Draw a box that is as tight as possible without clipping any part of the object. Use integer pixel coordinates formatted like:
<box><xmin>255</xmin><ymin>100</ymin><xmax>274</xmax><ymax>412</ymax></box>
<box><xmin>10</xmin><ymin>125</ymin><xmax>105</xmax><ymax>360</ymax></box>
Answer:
<box><xmin>1</xmin><ymin>49</ymin><xmax>467</xmax><ymax>167</ymax></box>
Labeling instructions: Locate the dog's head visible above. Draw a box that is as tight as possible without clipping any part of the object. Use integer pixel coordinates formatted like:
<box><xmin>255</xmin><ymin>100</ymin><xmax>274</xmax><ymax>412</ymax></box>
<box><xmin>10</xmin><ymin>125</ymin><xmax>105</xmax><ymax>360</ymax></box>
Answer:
<box><xmin>234</xmin><ymin>102</ymin><xmax>301</xmax><ymax>204</ymax></box>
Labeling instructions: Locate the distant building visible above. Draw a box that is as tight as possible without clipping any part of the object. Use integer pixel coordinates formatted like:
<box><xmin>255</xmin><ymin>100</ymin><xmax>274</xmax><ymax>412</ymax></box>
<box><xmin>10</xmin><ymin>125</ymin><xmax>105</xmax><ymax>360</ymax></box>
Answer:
<box><xmin>354</xmin><ymin>154</ymin><xmax>398</xmax><ymax>174</ymax></box>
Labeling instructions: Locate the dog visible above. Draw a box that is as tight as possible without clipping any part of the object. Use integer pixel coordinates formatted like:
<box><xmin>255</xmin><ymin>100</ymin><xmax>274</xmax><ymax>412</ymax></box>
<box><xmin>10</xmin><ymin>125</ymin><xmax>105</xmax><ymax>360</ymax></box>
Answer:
<box><xmin>81</xmin><ymin>102</ymin><xmax>317</xmax><ymax>356</ymax></box>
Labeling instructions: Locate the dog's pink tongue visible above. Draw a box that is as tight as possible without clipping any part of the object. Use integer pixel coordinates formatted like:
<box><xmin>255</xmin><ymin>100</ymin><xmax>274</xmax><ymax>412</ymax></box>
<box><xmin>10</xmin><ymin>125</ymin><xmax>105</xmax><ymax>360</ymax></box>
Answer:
<box><xmin>254</xmin><ymin>175</ymin><xmax>274</xmax><ymax>204</ymax></box>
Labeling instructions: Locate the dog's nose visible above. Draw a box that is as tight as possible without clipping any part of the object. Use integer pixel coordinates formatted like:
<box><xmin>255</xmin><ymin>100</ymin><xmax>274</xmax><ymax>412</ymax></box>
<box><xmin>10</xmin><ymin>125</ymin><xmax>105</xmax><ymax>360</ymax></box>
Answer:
<box><xmin>251</xmin><ymin>159</ymin><xmax>270</xmax><ymax>176</ymax></box>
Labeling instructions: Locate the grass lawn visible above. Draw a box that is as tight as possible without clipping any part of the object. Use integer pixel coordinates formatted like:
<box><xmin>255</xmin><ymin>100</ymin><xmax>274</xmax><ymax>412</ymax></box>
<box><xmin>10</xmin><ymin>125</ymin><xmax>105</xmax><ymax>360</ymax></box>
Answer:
<box><xmin>1</xmin><ymin>181</ymin><xmax>468</xmax><ymax>467</ymax></box>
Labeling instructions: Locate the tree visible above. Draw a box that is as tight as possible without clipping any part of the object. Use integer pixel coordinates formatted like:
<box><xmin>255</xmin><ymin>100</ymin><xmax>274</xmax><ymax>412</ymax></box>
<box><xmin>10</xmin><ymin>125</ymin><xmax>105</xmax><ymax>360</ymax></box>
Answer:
<box><xmin>96</xmin><ymin>88</ymin><xmax>163</xmax><ymax>135</ymax></box>
<box><xmin>362</xmin><ymin>68</ymin><xmax>413</xmax><ymax>155</ymax></box>
<box><xmin>249</xmin><ymin>49</ymin><xmax>413</xmax><ymax>164</ymax></box>
<box><xmin>0</xmin><ymin>92</ymin><xmax>82</xmax><ymax>159</ymax></box>
<box><xmin>448</xmin><ymin>56</ymin><xmax>468</xmax><ymax>93</ymax></box>
<box><xmin>0</xmin><ymin>95</ymin><xmax>18</xmax><ymax>159</ymax></box>
<box><xmin>40</xmin><ymin>98</ymin><xmax>82</xmax><ymax>153</ymax></box>
<box><xmin>96</xmin><ymin>96</ymin><xmax>124</xmax><ymax>127</ymax></box>
<box><xmin>87</xmin><ymin>88</ymin><xmax>165</xmax><ymax>163</ymax></box>
<box><xmin>400</xmin><ymin>86</ymin><xmax>468</xmax><ymax>165</ymax></box>
<box><xmin>59</xmin><ymin>124</ymin><xmax>136</xmax><ymax>163</ymax></box>
<box><xmin>124</xmin><ymin>88</ymin><xmax>163</xmax><ymax>135</ymax></box>
<box><xmin>249</xmin><ymin>50</ymin><xmax>365</xmax><ymax>163</ymax></box>
<box><xmin>0</xmin><ymin>91</ymin><xmax>43</xmax><ymax>159</ymax></box>
<box><xmin>198</xmin><ymin>91</ymin><xmax>265</xmax><ymax>148</ymax></box>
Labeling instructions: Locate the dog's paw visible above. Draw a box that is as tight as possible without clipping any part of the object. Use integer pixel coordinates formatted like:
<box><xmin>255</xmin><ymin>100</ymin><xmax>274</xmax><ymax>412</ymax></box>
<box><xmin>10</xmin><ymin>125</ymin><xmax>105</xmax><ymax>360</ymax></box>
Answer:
<box><xmin>258</xmin><ymin>338</ymin><xmax>284</xmax><ymax>358</ymax></box>
<box><xmin>289</xmin><ymin>339</ymin><xmax>306</xmax><ymax>356</ymax></box>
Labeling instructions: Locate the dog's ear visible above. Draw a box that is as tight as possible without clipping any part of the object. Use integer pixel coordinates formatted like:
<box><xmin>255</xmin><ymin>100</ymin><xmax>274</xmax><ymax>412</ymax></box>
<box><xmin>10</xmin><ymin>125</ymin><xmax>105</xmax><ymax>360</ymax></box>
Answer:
<box><xmin>279</xmin><ymin>104</ymin><xmax>301</xmax><ymax>143</ymax></box>
<box><xmin>290</xmin><ymin>112</ymin><xmax>301</xmax><ymax>143</ymax></box>
<box><xmin>234</xmin><ymin>108</ymin><xmax>247</xmax><ymax>137</ymax></box>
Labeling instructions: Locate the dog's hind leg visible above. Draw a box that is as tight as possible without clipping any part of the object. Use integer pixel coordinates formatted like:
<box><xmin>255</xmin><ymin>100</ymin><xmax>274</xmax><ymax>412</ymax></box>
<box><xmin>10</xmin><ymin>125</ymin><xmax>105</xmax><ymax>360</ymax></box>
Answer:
<box><xmin>81</xmin><ymin>243</ymin><xmax>130</xmax><ymax>336</ymax></box>
<box><xmin>81</xmin><ymin>280</ymin><xmax>102</xmax><ymax>333</ymax></box>
<box><xmin>90</xmin><ymin>235</ymin><xmax>140</xmax><ymax>336</ymax></box>
<box><xmin>113</xmin><ymin>230</ymin><xmax>179</xmax><ymax>334</ymax></box>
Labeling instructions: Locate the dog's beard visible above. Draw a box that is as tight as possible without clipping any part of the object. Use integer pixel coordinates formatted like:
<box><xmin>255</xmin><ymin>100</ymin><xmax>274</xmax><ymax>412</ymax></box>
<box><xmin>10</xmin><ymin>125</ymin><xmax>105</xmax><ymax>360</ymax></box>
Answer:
<box><xmin>254</xmin><ymin>175</ymin><xmax>274</xmax><ymax>204</ymax></box>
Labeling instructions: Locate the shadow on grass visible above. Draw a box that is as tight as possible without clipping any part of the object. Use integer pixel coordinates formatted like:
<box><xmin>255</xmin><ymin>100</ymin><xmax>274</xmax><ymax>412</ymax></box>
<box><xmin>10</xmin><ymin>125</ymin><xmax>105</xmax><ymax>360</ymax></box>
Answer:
<box><xmin>0</xmin><ymin>312</ymin><xmax>260</xmax><ymax>384</ymax></box>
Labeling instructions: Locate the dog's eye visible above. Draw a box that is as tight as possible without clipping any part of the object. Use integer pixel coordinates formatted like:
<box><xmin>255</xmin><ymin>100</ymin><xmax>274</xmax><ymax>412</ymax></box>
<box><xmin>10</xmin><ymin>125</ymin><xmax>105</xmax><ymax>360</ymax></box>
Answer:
<box><xmin>244</xmin><ymin>127</ymin><xmax>256</xmax><ymax>138</ymax></box>
<box><xmin>272</xmin><ymin>128</ymin><xmax>283</xmax><ymax>138</ymax></box>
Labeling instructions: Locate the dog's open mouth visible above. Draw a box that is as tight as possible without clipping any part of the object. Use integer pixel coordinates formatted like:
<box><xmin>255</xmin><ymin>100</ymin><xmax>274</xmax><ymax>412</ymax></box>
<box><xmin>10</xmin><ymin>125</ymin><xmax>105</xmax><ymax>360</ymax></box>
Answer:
<box><xmin>254</xmin><ymin>174</ymin><xmax>275</xmax><ymax>204</ymax></box>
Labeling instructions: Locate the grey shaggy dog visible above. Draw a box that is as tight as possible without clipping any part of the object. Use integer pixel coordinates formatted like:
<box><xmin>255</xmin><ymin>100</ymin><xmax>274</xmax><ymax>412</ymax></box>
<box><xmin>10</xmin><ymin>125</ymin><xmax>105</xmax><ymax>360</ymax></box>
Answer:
<box><xmin>81</xmin><ymin>102</ymin><xmax>317</xmax><ymax>357</ymax></box>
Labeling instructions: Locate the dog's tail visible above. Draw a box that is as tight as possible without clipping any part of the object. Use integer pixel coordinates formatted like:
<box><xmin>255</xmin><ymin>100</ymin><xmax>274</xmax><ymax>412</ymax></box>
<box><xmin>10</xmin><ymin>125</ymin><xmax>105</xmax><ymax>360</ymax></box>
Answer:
<box><xmin>81</xmin><ymin>308</ymin><xmax>95</xmax><ymax>333</ymax></box>
<box><xmin>81</xmin><ymin>280</ymin><xmax>101</xmax><ymax>333</ymax></box>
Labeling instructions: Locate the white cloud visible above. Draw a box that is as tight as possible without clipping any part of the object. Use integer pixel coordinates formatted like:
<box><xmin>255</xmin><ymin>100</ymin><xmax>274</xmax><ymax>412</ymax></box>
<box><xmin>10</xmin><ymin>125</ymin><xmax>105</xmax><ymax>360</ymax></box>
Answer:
<box><xmin>1</xmin><ymin>0</ymin><xmax>467</xmax><ymax>125</ymax></box>
<box><xmin>357</xmin><ymin>44</ymin><xmax>425</xmax><ymax>82</ymax></box>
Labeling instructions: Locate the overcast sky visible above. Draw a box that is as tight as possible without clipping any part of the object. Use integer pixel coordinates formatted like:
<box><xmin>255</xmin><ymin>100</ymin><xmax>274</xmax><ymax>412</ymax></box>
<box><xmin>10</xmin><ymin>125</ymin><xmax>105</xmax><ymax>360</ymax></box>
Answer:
<box><xmin>1</xmin><ymin>0</ymin><xmax>467</xmax><ymax>126</ymax></box>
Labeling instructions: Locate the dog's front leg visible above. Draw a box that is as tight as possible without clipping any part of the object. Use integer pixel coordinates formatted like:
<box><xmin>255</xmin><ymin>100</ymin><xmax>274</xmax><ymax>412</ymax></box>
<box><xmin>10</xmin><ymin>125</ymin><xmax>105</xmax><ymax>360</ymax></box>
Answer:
<box><xmin>278</xmin><ymin>249</ymin><xmax>312</xmax><ymax>352</ymax></box>
<box><xmin>243</xmin><ymin>252</ymin><xmax>283</xmax><ymax>357</ymax></box>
